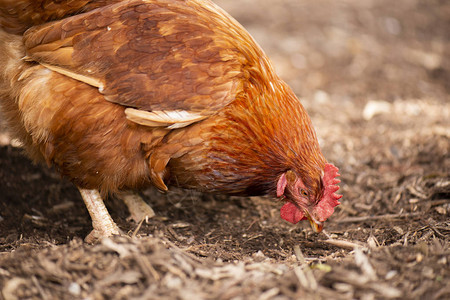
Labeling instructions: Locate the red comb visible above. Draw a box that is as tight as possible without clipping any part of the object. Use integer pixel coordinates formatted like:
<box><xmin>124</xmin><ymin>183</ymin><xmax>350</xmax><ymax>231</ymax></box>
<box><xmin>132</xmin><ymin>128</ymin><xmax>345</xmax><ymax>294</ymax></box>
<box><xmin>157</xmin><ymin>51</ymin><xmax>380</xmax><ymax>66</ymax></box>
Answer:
<box><xmin>315</xmin><ymin>163</ymin><xmax>342</xmax><ymax>222</ymax></box>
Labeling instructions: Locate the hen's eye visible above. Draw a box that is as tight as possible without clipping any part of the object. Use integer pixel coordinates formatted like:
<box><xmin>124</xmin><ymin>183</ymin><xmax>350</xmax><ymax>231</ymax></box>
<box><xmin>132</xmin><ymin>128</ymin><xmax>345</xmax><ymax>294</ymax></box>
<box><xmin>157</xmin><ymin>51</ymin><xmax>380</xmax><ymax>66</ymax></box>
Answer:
<box><xmin>300</xmin><ymin>189</ymin><xmax>308</xmax><ymax>197</ymax></box>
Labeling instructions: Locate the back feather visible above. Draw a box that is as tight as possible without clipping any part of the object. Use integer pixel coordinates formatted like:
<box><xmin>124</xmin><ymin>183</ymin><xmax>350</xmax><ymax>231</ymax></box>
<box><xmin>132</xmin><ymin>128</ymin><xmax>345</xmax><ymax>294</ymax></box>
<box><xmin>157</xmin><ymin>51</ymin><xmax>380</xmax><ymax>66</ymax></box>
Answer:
<box><xmin>0</xmin><ymin>0</ymin><xmax>120</xmax><ymax>34</ymax></box>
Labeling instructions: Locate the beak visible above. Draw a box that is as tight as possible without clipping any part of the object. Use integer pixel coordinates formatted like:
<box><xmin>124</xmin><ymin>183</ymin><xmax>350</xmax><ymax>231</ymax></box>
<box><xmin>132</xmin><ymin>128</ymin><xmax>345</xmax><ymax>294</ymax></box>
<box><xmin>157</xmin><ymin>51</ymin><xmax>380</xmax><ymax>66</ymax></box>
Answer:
<box><xmin>304</xmin><ymin>209</ymin><xmax>324</xmax><ymax>233</ymax></box>
<box><xmin>308</xmin><ymin>217</ymin><xmax>324</xmax><ymax>233</ymax></box>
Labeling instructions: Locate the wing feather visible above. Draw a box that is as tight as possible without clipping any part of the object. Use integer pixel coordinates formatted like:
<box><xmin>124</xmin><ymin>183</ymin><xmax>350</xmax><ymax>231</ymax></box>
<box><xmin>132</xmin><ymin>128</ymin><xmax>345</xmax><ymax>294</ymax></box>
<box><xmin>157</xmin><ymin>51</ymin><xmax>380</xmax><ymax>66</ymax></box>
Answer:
<box><xmin>39</xmin><ymin>63</ymin><xmax>104</xmax><ymax>89</ymax></box>
<box><xmin>22</xmin><ymin>0</ymin><xmax>249</xmax><ymax>126</ymax></box>
<box><xmin>124</xmin><ymin>108</ymin><xmax>207</xmax><ymax>129</ymax></box>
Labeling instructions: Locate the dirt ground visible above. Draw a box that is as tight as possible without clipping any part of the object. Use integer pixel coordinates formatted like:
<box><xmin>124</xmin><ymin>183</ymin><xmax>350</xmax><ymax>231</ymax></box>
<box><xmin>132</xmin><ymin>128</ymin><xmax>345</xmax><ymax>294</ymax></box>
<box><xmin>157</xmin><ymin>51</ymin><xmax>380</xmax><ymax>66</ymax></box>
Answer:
<box><xmin>0</xmin><ymin>0</ymin><xmax>449</xmax><ymax>299</ymax></box>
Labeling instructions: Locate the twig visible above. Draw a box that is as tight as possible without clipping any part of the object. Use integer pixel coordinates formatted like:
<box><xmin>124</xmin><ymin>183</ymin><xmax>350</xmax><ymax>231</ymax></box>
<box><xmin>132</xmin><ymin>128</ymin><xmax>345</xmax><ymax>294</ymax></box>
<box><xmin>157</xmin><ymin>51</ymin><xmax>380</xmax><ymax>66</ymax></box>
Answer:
<box><xmin>258</xmin><ymin>287</ymin><xmax>280</xmax><ymax>300</ymax></box>
<box><xmin>134</xmin><ymin>253</ymin><xmax>160</xmax><ymax>281</ymax></box>
<box><xmin>32</xmin><ymin>276</ymin><xmax>50</xmax><ymax>300</ymax></box>
<box><xmin>293</xmin><ymin>245</ymin><xmax>318</xmax><ymax>290</ymax></box>
<box><xmin>428</xmin><ymin>199</ymin><xmax>450</xmax><ymax>206</ymax></box>
<box><xmin>336</xmin><ymin>212</ymin><xmax>421</xmax><ymax>223</ymax></box>
<box><xmin>433</xmin><ymin>286</ymin><xmax>450</xmax><ymax>300</ymax></box>
<box><xmin>429</xmin><ymin>226</ymin><xmax>445</xmax><ymax>238</ymax></box>
<box><xmin>293</xmin><ymin>245</ymin><xmax>307</xmax><ymax>265</ymax></box>
<box><xmin>294</xmin><ymin>266</ymin><xmax>310</xmax><ymax>289</ymax></box>
<box><xmin>161</xmin><ymin>237</ymin><xmax>205</xmax><ymax>264</ymax></box>
<box><xmin>354</xmin><ymin>248</ymin><xmax>377</xmax><ymax>280</ymax></box>
<box><xmin>132</xmin><ymin>217</ymin><xmax>145</xmax><ymax>238</ymax></box>
<box><xmin>322</xmin><ymin>239</ymin><xmax>366</xmax><ymax>250</ymax></box>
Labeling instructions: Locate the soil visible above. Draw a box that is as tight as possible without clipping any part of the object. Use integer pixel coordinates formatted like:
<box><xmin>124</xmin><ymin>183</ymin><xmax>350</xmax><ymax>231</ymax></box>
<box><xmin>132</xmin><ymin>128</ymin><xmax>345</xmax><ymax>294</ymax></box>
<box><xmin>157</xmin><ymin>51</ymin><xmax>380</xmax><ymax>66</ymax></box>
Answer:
<box><xmin>0</xmin><ymin>0</ymin><xmax>449</xmax><ymax>299</ymax></box>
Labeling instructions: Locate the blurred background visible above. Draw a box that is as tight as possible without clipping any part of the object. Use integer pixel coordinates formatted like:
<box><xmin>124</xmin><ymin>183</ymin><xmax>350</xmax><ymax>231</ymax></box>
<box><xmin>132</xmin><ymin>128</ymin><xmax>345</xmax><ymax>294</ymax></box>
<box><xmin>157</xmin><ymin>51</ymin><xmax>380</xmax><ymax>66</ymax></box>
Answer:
<box><xmin>216</xmin><ymin>0</ymin><xmax>449</xmax><ymax>103</ymax></box>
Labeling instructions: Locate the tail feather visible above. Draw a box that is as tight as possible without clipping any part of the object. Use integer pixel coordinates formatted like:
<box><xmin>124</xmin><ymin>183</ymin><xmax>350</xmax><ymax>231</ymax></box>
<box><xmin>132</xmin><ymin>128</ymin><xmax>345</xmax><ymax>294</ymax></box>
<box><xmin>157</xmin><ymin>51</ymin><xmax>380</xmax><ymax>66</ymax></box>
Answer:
<box><xmin>0</xmin><ymin>0</ymin><xmax>120</xmax><ymax>34</ymax></box>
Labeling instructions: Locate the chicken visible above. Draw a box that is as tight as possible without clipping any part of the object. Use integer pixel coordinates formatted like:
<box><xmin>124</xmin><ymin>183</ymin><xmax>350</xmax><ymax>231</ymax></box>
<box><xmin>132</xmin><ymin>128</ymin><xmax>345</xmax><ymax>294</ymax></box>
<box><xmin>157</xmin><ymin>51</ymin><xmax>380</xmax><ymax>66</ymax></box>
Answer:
<box><xmin>0</xmin><ymin>0</ymin><xmax>341</xmax><ymax>242</ymax></box>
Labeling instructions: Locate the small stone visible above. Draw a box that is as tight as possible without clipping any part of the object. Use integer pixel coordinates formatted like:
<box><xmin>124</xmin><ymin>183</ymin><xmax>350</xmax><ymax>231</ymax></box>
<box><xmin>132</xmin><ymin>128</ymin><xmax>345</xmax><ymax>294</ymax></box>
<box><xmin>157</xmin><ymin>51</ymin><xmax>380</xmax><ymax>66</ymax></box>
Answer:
<box><xmin>435</xmin><ymin>206</ymin><xmax>446</xmax><ymax>215</ymax></box>
<box><xmin>385</xmin><ymin>270</ymin><xmax>397</xmax><ymax>280</ymax></box>
<box><xmin>393</xmin><ymin>226</ymin><xmax>404</xmax><ymax>235</ymax></box>
<box><xmin>313</xmin><ymin>90</ymin><xmax>330</xmax><ymax>104</ymax></box>
<box><xmin>68</xmin><ymin>282</ymin><xmax>81</xmax><ymax>296</ymax></box>
<box><xmin>416</xmin><ymin>253</ymin><xmax>423</xmax><ymax>263</ymax></box>
<box><xmin>362</xmin><ymin>100</ymin><xmax>392</xmax><ymax>120</ymax></box>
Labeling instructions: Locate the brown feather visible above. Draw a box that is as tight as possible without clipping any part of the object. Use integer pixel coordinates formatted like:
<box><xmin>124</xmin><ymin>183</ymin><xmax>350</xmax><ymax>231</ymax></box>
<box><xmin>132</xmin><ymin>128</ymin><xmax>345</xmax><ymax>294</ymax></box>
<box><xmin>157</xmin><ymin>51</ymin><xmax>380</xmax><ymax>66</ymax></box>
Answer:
<box><xmin>23</xmin><ymin>0</ymin><xmax>248</xmax><ymax>117</ymax></box>
<box><xmin>0</xmin><ymin>0</ymin><xmax>122</xmax><ymax>34</ymax></box>
<box><xmin>1</xmin><ymin>0</ymin><xmax>331</xmax><ymax>220</ymax></box>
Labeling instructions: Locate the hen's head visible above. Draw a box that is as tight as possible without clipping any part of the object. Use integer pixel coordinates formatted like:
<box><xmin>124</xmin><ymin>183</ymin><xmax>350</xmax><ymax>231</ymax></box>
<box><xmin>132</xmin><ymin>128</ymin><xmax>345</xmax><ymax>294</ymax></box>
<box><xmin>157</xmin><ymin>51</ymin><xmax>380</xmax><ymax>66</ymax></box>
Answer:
<box><xmin>276</xmin><ymin>163</ymin><xmax>342</xmax><ymax>233</ymax></box>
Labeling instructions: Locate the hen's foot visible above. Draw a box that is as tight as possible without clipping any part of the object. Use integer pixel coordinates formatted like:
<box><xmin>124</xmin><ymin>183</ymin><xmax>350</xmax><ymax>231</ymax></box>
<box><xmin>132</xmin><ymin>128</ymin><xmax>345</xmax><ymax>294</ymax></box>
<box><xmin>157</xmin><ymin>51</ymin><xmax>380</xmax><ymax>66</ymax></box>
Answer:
<box><xmin>78</xmin><ymin>188</ymin><xmax>120</xmax><ymax>243</ymax></box>
<box><xmin>119</xmin><ymin>191</ymin><xmax>155</xmax><ymax>223</ymax></box>
<box><xmin>84</xmin><ymin>227</ymin><xmax>120</xmax><ymax>244</ymax></box>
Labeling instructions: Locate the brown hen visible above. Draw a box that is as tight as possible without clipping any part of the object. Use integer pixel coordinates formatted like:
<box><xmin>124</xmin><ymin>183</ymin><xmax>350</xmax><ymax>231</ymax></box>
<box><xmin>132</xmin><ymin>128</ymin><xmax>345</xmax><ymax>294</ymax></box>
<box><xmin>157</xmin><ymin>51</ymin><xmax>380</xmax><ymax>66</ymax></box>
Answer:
<box><xmin>0</xmin><ymin>0</ymin><xmax>341</xmax><ymax>242</ymax></box>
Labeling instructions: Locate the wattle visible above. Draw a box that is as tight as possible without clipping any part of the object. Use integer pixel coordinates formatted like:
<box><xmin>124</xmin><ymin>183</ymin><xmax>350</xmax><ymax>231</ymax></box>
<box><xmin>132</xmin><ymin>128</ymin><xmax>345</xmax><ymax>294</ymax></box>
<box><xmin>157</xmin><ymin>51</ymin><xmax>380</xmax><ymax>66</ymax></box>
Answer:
<box><xmin>280</xmin><ymin>202</ymin><xmax>306</xmax><ymax>224</ymax></box>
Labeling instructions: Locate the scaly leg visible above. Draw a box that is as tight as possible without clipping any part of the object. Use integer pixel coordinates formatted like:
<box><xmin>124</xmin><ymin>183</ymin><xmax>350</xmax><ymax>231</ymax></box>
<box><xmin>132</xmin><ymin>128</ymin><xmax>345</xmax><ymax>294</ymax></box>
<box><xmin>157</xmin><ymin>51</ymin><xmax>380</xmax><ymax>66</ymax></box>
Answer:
<box><xmin>78</xmin><ymin>188</ymin><xmax>120</xmax><ymax>243</ymax></box>
<box><xmin>118</xmin><ymin>191</ymin><xmax>155</xmax><ymax>223</ymax></box>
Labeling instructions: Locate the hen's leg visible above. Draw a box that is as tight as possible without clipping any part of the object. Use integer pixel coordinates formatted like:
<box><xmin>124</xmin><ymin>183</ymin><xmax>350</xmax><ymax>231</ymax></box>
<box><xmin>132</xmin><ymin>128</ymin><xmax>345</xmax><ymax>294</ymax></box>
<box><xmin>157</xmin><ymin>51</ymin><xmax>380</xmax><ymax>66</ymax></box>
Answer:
<box><xmin>78</xmin><ymin>188</ymin><xmax>120</xmax><ymax>243</ymax></box>
<box><xmin>118</xmin><ymin>191</ymin><xmax>155</xmax><ymax>223</ymax></box>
